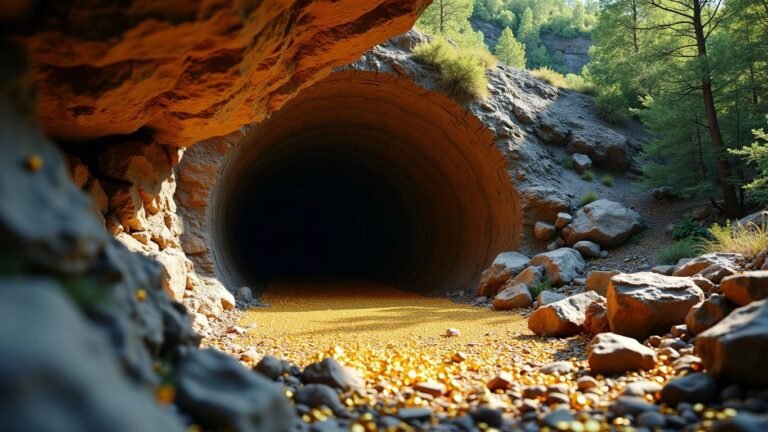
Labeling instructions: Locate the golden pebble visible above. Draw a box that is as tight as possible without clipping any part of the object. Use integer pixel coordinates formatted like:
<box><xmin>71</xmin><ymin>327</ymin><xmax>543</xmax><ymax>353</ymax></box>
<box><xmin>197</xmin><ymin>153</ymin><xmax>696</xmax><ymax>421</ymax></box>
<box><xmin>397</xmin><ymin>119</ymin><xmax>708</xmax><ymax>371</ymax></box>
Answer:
<box><xmin>25</xmin><ymin>154</ymin><xmax>43</xmax><ymax>172</ymax></box>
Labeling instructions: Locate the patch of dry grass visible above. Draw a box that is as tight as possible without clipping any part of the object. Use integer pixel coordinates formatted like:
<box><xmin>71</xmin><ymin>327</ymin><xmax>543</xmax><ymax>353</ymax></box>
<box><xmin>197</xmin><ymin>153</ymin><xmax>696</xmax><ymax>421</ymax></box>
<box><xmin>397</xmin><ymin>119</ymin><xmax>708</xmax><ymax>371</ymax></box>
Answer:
<box><xmin>703</xmin><ymin>218</ymin><xmax>768</xmax><ymax>258</ymax></box>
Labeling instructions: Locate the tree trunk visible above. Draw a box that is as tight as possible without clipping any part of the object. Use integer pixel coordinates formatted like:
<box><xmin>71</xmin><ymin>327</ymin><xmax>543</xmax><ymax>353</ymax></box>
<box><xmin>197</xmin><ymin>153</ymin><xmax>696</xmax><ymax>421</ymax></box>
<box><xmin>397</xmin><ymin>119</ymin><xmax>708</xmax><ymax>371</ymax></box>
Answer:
<box><xmin>692</xmin><ymin>0</ymin><xmax>741</xmax><ymax>218</ymax></box>
<box><xmin>631</xmin><ymin>0</ymin><xmax>639</xmax><ymax>53</ymax></box>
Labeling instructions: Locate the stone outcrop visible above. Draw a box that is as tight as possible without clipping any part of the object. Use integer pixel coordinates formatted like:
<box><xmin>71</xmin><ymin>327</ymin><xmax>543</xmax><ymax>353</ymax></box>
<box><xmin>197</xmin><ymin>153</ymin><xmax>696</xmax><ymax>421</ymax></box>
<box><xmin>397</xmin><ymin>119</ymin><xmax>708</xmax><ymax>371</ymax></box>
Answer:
<box><xmin>493</xmin><ymin>284</ymin><xmax>533</xmax><ymax>310</ymax></box>
<box><xmin>685</xmin><ymin>295</ymin><xmax>737</xmax><ymax>336</ymax></box>
<box><xmin>23</xmin><ymin>1</ymin><xmax>430</xmax><ymax>146</ymax></box>
<box><xmin>607</xmin><ymin>273</ymin><xmax>704</xmax><ymax>339</ymax></box>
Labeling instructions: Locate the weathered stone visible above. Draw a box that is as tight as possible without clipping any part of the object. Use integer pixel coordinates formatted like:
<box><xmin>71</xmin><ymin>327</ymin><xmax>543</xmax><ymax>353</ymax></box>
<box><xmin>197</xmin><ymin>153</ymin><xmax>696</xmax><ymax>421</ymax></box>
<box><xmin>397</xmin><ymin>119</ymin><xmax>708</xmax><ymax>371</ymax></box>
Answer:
<box><xmin>566</xmin><ymin>128</ymin><xmax>630</xmax><ymax>170</ymax></box>
<box><xmin>554</xmin><ymin>212</ymin><xmax>573</xmax><ymax>229</ymax></box>
<box><xmin>721</xmin><ymin>271</ymin><xmax>768</xmax><ymax>306</ymax></box>
<box><xmin>651</xmin><ymin>265</ymin><xmax>675</xmax><ymax>276</ymax></box>
<box><xmin>534</xmin><ymin>221</ymin><xmax>558</xmax><ymax>241</ymax></box>
<box><xmin>674</xmin><ymin>253</ymin><xmax>742</xmax><ymax>277</ymax></box>
<box><xmin>587</xmin><ymin>332</ymin><xmax>656</xmax><ymax>375</ymax></box>
<box><xmin>660</xmin><ymin>373</ymin><xmax>718</xmax><ymax>406</ymax></box>
<box><xmin>574</xmin><ymin>240</ymin><xmax>601</xmax><ymax>259</ymax></box>
<box><xmin>712</xmin><ymin>413</ymin><xmax>768</xmax><ymax>432</ymax></box>
<box><xmin>570</xmin><ymin>153</ymin><xmax>592</xmax><ymax>174</ymax></box>
<box><xmin>586</xmin><ymin>270</ymin><xmax>621</xmax><ymax>296</ymax></box>
<box><xmin>692</xmin><ymin>275</ymin><xmax>716</xmax><ymax>295</ymax></box>
<box><xmin>611</xmin><ymin>396</ymin><xmax>659</xmax><ymax>417</ymax></box>
<box><xmin>546</xmin><ymin>237</ymin><xmax>566</xmax><ymax>251</ymax></box>
<box><xmin>294</xmin><ymin>384</ymin><xmax>345</xmax><ymax>414</ymax></box>
<box><xmin>105</xmin><ymin>182</ymin><xmax>147</xmax><ymax>232</ymax></box>
<box><xmin>152</xmin><ymin>247</ymin><xmax>192</xmax><ymax>301</ymax></box>
<box><xmin>563</xmin><ymin>200</ymin><xmax>644</xmax><ymax>248</ymax></box>
<box><xmin>509</xmin><ymin>265</ymin><xmax>544</xmax><ymax>289</ymax></box>
<box><xmin>487</xmin><ymin>372</ymin><xmax>513</xmax><ymax>391</ymax></box>
<box><xmin>696</xmin><ymin>299</ymin><xmax>768</xmax><ymax>387</ymax></box>
<box><xmin>175</xmin><ymin>349</ymin><xmax>295</xmax><ymax>431</ymax></box>
<box><xmin>477</xmin><ymin>252</ymin><xmax>531</xmax><ymax>297</ymax></box>
<box><xmin>414</xmin><ymin>382</ymin><xmax>446</xmax><ymax>397</ymax></box>
<box><xmin>302</xmin><ymin>358</ymin><xmax>364</xmax><ymax>393</ymax></box>
<box><xmin>698</xmin><ymin>264</ymin><xmax>737</xmax><ymax>284</ymax></box>
<box><xmin>624</xmin><ymin>380</ymin><xmax>662</xmax><ymax>397</ymax></box>
<box><xmin>584</xmin><ymin>297</ymin><xmax>609</xmax><ymax>335</ymax></box>
<box><xmin>686</xmin><ymin>295</ymin><xmax>737</xmax><ymax>335</ymax></box>
<box><xmin>537</xmin><ymin>290</ymin><xmax>566</xmax><ymax>307</ymax></box>
<box><xmin>540</xmin><ymin>361</ymin><xmax>575</xmax><ymax>375</ymax></box>
<box><xmin>528</xmin><ymin>291</ymin><xmax>603</xmax><ymax>337</ymax></box>
<box><xmin>607</xmin><ymin>272</ymin><xmax>705</xmax><ymax>339</ymax></box>
<box><xmin>493</xmin><ymin>284</ymin><xmax>533</xmax><ymax>310</ymax></box>
<box><xmin>519</xmin><ymin>186</ymin><xmax>571</xmax><ymax>227</ymax></box>
<box><xmin>0</xmin><ymin>280</ymin><xmax>186</xmax><ymax>432</ymax></box>
<box><xmin>99</xmin><ymin>141</ymin><xmax>173</xmax><ymax>196</ymax></box>
<box><xmin>530</xmin><ymin>248</ymin><xmax>586</xmax><ymax>286</ymax></box>
<box><xmin>254</xmin><ymin>356</ymin><xmax>284</xmax><ymax>380</ymax></box>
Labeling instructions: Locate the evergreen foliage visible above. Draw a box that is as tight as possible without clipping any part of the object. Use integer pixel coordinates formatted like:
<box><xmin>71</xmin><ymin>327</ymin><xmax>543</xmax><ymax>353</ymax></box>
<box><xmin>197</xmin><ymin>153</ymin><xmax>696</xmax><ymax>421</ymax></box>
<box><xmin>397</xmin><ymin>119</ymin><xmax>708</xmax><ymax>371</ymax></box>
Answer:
<box><xmin>495</xmin><ymin>27</ymin><xmax>526</xmax><ymax>68</ymax></box>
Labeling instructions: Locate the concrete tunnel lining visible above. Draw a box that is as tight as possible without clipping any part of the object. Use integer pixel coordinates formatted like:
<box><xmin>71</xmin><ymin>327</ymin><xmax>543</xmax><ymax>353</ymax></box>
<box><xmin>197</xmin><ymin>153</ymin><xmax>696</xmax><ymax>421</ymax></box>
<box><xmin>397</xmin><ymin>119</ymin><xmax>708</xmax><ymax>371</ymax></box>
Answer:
<box><xmin>210</xmin><ymin>71</ymin><xmax>521</xmax><ymax>293</ymax></box>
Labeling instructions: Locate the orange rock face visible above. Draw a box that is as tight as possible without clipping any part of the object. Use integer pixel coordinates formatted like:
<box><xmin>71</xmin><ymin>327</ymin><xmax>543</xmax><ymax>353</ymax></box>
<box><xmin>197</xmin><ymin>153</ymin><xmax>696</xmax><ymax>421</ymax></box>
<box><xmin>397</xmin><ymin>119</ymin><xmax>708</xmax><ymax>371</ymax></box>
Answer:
<box><xmin>22</xmin><ymin>0</ymin><xmax>429</xmax><ymax>146</ymax></box>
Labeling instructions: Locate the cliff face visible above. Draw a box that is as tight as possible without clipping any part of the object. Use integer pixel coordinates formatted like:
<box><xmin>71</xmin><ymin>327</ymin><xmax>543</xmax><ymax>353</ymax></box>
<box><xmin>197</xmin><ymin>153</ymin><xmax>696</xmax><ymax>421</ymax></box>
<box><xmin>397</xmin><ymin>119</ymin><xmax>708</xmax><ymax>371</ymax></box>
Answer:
<box><xmin>22</xmin><ymin>0</ymin><xmax>429</xmax><ymax>146</ymax></box>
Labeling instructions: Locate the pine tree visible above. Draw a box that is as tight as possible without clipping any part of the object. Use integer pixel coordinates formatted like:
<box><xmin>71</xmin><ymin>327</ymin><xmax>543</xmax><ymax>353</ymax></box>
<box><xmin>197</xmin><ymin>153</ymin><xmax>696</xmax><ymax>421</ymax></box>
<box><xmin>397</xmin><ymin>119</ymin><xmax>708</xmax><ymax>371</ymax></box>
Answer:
<box><xmin>417</xmin><ymin>0</ymin><xmax>474</xmax><ymax>36</ymax></box>
<box><xmin>517</xmin><ymin>7</ymin><xmax>539</xmax><ymax>48</ymax></box>
<box><xmin>495</xmin><ymin>27</ymin><xmax>526</xmax><ymax>69</ymax></box>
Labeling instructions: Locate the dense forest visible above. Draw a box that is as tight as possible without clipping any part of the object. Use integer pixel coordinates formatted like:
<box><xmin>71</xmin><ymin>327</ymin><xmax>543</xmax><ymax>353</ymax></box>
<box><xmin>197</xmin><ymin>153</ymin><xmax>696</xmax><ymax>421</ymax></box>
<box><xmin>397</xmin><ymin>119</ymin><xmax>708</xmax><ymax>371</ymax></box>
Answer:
<box><xmin>416</xmin><ymin>0</ymin><xmax>768</xmax><ymax>217</ymax></box>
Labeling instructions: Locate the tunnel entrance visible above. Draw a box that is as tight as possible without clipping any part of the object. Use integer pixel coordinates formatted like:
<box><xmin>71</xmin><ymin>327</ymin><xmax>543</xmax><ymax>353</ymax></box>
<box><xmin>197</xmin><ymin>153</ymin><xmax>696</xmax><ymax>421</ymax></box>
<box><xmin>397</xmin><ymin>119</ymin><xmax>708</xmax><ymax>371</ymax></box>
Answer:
<box><xmin>211</xmin><ymin>71</ymin><xmax>521</xmax><ymax>293</ymax></box>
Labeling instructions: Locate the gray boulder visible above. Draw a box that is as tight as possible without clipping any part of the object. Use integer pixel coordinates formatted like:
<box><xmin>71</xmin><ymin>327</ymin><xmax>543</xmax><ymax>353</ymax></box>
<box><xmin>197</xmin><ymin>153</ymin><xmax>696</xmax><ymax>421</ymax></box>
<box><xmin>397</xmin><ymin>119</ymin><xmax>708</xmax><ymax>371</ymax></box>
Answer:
<box><xmin>673</xmin><ymin>253</ymin><xmax>742</xmax><ymax>278</ymax></box>
<box><xmin>570</xmin><ymin>153</ymin><xmax>592</xmax><ymax>174</ymax></box>
<box><xmin>0</xmin><ymin>280</ymin><xmax>185</xmax><ymax>432</ymax></box>
<box><xmin>530</xmin><ymin>248</ymin><xmax>586</xmax><ymax>286</ymax></box>
<box><xmin>175</xmin><ymin>349</ymin><xmax>296</xmax><ymax>431</ymax></box>
<box><xmin>574</xmin><ymin>240</ymin><xmax>601</xmax><ymax>259</ymax></box>
<box><xmin>477</xmin><ymin>252</ymin><xmax>531</xmax><ymax>297</ymax></box>
<box><xmin>563</xmin><ymin>200</ymin><xmax>644</xmax><ymax>248</ymax></box>
<box><xmin>566</xmin><ymin>128</ymin><xmax>630</xmax><ymax>170</ymax></box>
<box><xmin>302</xmin><ymin>358</ymin><xmax>364</xmax><ymax>393</ymax></box>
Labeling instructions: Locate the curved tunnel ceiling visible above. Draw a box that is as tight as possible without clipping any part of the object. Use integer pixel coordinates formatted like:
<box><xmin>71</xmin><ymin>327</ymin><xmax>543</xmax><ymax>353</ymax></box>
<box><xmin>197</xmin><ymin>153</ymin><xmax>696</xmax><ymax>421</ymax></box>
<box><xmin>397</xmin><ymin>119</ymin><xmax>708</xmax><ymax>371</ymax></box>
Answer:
<box><xmin>210</xmin><ymin>70</ymin><xmax>521</xmax><ymax>293</ymax></box>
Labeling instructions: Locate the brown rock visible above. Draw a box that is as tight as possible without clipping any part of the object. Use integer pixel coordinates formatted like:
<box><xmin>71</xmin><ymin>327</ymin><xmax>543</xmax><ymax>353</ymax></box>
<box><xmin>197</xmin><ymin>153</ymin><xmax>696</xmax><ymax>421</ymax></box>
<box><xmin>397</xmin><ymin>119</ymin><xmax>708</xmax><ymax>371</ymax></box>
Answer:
<box><xmin>607</xmin><ymin>272</ymin><xmax>705</xmax><ymax>339</ymax></box>
<box><xmin>105</xmin><ymin>182</ymin><xmax>147</xmax><ymax>232</ymax></box>
<box><xmin>685</xmin><ymin>295</ymin><xmax>737</xmax><ymax>335</ymax></box>
<box><xmin>587</xmin><ymin>333</ymin><xmax>656</xmax><ymax>375</ymax></box>
<box><xmin>509</xmin><ymin>265</ymin><xmax>544</xmax><ymax>289</ymax></box>
<box><xmin>696</xmin><ymin>299</ymin><xmax>768</xmax><ymax>387</ymax></box>
<box><xmin>493</xmin><ymin>284</ymin><xmax>533</xmax><ymax>310</ymax></box>
<box><xmin>414</xmin><ymin>382</ymin><xmax>446</xmax><ymax>397</ymax></box>
<box><xmin>528</xmin><ymin>291</ymin><xmax>603</xmax><ymax>337</ymax></box>
<box><xmin>586</xmin><ymin>270</ymin><xmax>620</xmax><ymax>296</ymax></box>
<box><xmin>66</xmin><ymin>155</ymin><xmax>90</xmax><ymax>188</ymax></box>
<box><xmin>487</xmin><ymin>372</ymin><xmax>513</xmax><ymax>391</ymax></box>
<box><xmin>99</xmin><ymin>141</ymin><xmax>173</xmax><ymax>196</ymax></box>
<box><xmin>720</xmin><ymin>271</ymin><xmax>768</xmax><ymax>306</ymax></box>
<box><xmin>697</xmin><ymin>264</ymin><xmax>736</xmax><ymax>284</ymax></box>
<box><xmin>477</xmin><ymin>252</ymin><xmax>531</xmax><ymax>297</ymax></box>
<box><xmin>86</xmin><ymin>179</ymin><xmax>109</xmax><ymax>215</ymax></box>
<box><xmin>584</xmin><ymin>297</ymin><xmax>609</xmax><ymax>335</ymax></box>
<box><xmin>534</xmin><ymin>222</ymin><xmax>557</xmax><ymax>241</ymax></box>
<box><xmin>673</xmin><ymin>253</ymin><xmax>741</xmax><ymax>277</ymax></box>
<box><xmin>562</xmin><ymin>200</ymin><xmax>644</xmax><ymax>248</ymax></box>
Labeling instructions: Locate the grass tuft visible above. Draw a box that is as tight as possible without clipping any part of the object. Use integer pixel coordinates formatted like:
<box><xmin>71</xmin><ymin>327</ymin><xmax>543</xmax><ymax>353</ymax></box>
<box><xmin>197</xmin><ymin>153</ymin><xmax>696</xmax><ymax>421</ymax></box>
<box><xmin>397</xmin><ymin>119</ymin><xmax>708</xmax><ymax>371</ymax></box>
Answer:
<box><xmin>581</xmin><ymin>171</ymin><xmax>594</xmax><ymax>181</ymax></box>
<box><xmin>656</xmin><ymin>238</ymin><xmax>704</xmax><ymax>265</ymax></box>
<box><xmin>702</xmin><ymin>219</ymin><xmax>768</xmax><ymax>259</ymax></box>
<box><xmin>601</xmin><ymin>175</ymin><xmax>614</xmax><ymax>187</ymax></box>
<box><xmin>579</xmin><ymin>191</ymin><xmax>599</xmax><ymax>207</ymax></box>
<box><xmin>529</xmin><ymin>279</ymin><xmax>552</xmax><ymax>298</ymax></box>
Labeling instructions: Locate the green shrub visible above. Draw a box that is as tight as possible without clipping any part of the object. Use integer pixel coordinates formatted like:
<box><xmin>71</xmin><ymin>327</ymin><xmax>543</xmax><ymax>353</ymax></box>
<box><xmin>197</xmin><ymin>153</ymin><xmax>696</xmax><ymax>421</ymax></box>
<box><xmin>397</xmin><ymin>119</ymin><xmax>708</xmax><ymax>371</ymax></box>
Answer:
<box><xmin>560</xmin><ymin>156</ymin><xmax>574</xmax><ymax>169</ymax></box>
<box><xmin>531</xmin><ymin>67</ymin><xmax>597</xmax><ymax>95</ymax></box>
<box><xmin>529</xmin><ymin>278</ymin><xmax>552</xmax><ymax>298</ymax></box>
<box><xmin>531</xmin><ymin>67</ymin><xmax>567</xmax><ymax>88</ymax></box>
<box><xmin>671</xmin><ymin>218</ymin><xmax>708</xmax><ymax>241</ymax></box>
<box><xmin>601</xmin><ymin>175</ymin><xmax>614</xmax><ymax>187</ymax></box>
<box><xmin>656</xmin><ymin>238</ymin><xmax>703</xmax><ymax>264</ymax></box>
<box><xmin>413</xmin><ymin>38</ymin><xmax>492</xmax><ymax>100</ymax></box>
<box><xmin>579</xmin><ymin>191</ymin><xmax>599</xmax><ymax>207</ymax></box>
<box><xmin>595</xmin><ymin>86</ymin><xmax>629</xmax><ymax>124</ymax></box>
<box><xmin>581</xmin><ymin>171</ymin><xmax>594</xmax><ymax>181</ymax></box>
<box><xmin>703</xmin><ymin>220</ymin><xmax>768</xmax><ymax>258</ymax></box>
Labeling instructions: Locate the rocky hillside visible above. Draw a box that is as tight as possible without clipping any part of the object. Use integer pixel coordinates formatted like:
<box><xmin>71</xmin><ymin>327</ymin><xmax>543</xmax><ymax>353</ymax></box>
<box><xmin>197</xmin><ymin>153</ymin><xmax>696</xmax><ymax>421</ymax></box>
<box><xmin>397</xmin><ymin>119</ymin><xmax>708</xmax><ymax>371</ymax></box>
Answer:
<box><xmin>470</xmin><ymin>18</ymin><xmax>591</xmax><ymax>74</ymax></box>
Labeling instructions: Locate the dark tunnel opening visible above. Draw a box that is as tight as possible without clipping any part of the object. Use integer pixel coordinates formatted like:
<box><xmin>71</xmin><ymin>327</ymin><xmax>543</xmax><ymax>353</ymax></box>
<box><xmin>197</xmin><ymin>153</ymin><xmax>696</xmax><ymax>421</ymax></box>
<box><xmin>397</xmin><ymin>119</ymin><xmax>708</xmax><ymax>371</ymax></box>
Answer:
<box><xmin>212</xmin><ymin>71</ymin><xmax>521</xmax><ymax>294</ymax></box>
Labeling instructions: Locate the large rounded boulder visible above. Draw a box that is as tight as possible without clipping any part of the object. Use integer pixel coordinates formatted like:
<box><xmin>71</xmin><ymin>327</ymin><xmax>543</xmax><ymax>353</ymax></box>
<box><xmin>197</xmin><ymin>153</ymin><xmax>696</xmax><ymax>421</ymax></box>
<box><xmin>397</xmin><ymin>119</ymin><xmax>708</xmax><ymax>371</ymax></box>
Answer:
<box><xmin>563</xmin><ymin>200</ymin><xmax>644</xmax><ymax>248</ymax></box>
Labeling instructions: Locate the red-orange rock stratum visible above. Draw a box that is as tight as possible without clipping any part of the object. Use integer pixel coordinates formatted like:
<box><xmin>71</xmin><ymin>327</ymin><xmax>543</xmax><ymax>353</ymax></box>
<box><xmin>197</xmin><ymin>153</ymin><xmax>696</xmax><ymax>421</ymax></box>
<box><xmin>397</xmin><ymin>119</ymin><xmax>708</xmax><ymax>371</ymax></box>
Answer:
<box><xmin>22</xmin><ymin>0</ymin><xmax>429</xmax><ymax>145</ymax></box>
